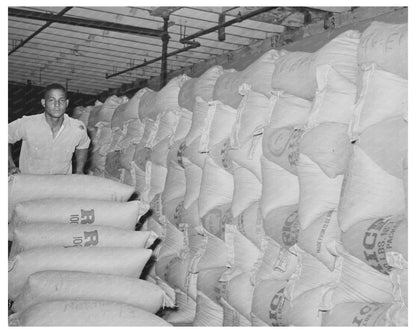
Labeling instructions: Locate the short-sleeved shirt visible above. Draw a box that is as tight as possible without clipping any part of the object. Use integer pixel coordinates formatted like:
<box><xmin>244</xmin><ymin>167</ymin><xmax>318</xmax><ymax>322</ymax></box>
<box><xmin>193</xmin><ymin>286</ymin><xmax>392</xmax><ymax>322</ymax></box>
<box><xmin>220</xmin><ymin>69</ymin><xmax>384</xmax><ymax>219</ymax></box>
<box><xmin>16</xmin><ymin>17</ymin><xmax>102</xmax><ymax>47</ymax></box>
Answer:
<box><xmin>8</xmin><ymin>113</ymin><xmax>90</xmax><ymax>175</ymax></box>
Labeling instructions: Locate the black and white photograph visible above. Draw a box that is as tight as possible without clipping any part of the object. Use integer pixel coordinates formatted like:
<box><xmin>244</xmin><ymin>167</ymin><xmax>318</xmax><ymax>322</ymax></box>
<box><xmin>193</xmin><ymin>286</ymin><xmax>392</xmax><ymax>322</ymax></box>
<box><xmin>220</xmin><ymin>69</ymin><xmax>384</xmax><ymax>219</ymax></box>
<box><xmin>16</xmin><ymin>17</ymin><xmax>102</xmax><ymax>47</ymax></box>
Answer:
<box><xmin>6</xmin><ymin>2</ymin><xmax>409</xmax><ymax>327</ymax></box>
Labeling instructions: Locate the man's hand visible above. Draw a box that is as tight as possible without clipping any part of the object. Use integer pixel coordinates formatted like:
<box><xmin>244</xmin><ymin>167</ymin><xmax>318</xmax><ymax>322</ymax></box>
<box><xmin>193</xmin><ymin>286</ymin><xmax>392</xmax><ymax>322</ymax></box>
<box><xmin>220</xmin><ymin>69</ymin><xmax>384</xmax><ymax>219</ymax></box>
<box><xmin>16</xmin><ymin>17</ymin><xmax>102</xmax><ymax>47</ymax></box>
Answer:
<box><xmin>8</xmin><ymin>144</ymin><xmax>20</xmax><ymax>175</ymax></box>
<box><xmin>9</xmin><ymin>165</ymin><xmax>21</xmax><ymax>175</ymax></box>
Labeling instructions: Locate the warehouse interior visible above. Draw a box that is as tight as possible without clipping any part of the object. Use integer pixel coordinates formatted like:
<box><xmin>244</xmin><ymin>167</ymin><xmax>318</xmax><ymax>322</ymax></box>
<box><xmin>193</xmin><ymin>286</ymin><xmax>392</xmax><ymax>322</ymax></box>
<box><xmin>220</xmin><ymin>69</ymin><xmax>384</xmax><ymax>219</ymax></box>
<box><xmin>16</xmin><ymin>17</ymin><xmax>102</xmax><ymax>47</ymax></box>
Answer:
<box><xmin>8</xmin><ymin>5</ymin><xmax>408</xmax><ymax>327</ymax></box>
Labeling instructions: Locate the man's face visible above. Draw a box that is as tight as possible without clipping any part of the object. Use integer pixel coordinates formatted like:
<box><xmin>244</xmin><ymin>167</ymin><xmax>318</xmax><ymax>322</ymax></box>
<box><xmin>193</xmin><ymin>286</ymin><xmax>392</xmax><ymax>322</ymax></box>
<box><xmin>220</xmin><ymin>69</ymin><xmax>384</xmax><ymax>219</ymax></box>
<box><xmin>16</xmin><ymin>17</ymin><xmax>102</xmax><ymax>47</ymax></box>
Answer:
<box><xmin>41</xmin><ymin>89</ymin><xmax>68</xmax><ymax>119</ymax></box>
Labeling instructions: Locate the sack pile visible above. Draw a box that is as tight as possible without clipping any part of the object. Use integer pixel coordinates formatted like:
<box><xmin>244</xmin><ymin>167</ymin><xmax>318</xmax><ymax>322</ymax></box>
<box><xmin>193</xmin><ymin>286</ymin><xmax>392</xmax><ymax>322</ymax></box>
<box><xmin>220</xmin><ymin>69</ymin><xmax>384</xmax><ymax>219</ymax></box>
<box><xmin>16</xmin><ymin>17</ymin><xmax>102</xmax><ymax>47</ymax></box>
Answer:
<box><xmin>89</xmin><ymin>96</ymin><xmax>128</xmax><ymax>177</ymax></box>
<box><xmin>8</xmin><ymin>174</ymin><xmax>172</xmax><ymax>326</ymax></box>
<box><xmin>52</xmin><ymin>21</ymin><xmax>407</xmax><ymax>327</ymax></box>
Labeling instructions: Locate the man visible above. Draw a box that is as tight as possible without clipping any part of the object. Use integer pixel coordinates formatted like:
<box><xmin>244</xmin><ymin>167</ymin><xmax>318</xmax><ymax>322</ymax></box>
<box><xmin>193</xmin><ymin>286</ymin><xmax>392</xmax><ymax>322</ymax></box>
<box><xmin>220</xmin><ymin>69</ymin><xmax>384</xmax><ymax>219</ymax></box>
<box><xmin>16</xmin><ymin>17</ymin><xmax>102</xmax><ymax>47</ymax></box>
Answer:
<box><xmin>8</xmin><ymin>83</ymin><xmax>90</xmax><ymax>175</ymax></box>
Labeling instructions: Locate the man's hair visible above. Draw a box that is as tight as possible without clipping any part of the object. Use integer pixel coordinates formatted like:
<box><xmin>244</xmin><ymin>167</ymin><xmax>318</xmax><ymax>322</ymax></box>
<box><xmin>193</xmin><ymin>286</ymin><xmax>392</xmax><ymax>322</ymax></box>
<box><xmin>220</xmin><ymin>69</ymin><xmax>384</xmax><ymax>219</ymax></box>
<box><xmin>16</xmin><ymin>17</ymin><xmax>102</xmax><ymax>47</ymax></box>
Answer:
<box><xmin>44</xmin><ymin>83</ymin><xmax>67</xmax><ymax>99</ymax></box>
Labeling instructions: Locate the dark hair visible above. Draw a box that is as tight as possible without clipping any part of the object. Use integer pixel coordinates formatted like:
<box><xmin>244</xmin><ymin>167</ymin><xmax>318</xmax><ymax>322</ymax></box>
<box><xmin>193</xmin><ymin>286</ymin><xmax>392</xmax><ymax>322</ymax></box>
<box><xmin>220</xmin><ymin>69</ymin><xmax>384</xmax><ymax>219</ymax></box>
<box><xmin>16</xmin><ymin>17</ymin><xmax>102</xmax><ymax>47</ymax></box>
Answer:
<box><xmin>44</xmin><ymin>83</ymin><xmax>67</xmax><ymax>99</ymax></box>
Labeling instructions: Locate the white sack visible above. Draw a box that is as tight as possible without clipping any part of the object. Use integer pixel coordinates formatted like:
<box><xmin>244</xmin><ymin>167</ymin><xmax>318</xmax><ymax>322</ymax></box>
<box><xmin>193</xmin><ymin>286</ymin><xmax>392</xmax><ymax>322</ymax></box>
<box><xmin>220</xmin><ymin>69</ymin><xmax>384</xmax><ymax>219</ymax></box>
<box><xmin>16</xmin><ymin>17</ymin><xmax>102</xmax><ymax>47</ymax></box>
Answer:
<box><xmin>178</xmin><ymin>199</ymin><xmax>201</xmax><ymax>228</ymax></box>
<box><xmin>297</xmin><ymin>153</ymin><xmax>344</xmax><ymax>229</ymax></box>
<box><xmin>228</xmin><ymin>135</ymin><xmax>263</xmax><ymax>181</ymax></box>
<box><xmin>287</xmin><ymin>285</ymin><xmax>331</xmax><ymax>326</ymax></box>
<box><xmin>297</xmin><ymin>209</ymin><xmax>341</xmax><ymax>271</ymax></box>
<box><xmin>342</xmin><ymin>215</ymin><xmax>408</xmax><ymax>274</ymax></box>
<box><xmin>358</xmin><ymin>116</ymin><xmax>407</xmax><ymax>179</ymax></box>
<box><xmin>322</xmin><ymin>302</ymin><xmax>407</xmax><ymax>326</ymax></box>
<box><xmin>338</xmin><ymin>145</ymin><xmax>405</xmax><ymax>232</ymax></box>
<box><xmin>307</xmin><ymin>65</ymin><xmax>356</xmax><ymax>127</ymax></box>
<box><xmin>96</xmin><ymin>95</ymin><xmax>125</xmax><ymax>124</ymax></box>
<box><xmin>328</xmin><ymin>242</ymin><xmax>395</xmax><ymax>306</ymax></box>
<box><xmin>220</xmin><ymin>271</ymin><xmax>255</xmax><ymax>324</ymax></box>
<box><xmin>230</xmin><ymin>85</ymin><xmax>274</xmax><ymax>148</ymax></box>
<box><xmin>8</xmin><ymin>247</ymin><xmax>152</xmax><ymax>300</ymax></box>
<box><xmin>199</xmin><ymin>155</ymin><xmax>234</xmax><ymax>218</ymax></box>
<box><xmin>231</xmin><ymin>167</ymin><xmax>262</xmax><ymax>218</ymax></box>
<box><xmin>252</xmin><ymin>237</ymin><xmax>299</xmax><ymax>283</ymax></box>
<box><xmin>164</xmin><ymin>289</ymin><xmax>196</xmax><ymax>325</ymax></box>
<box><xmin>358</xmin><ymin>21</ymin><xmax>407</xmax><ymax>78</ymax></box>
<box><xmin>10</xmin><ymin>223</ymin><xmax>156</xmax><ymax>256</ymax></box>
<box><xmin>262</xmin><ymin>126</ymin><xmax>305</xmax><ymax>175</ymax></box>
<box><xmin>260</xmin><ymin>156</ymin><xmax>299</xmax><ymax>219</ymax></box>
<box><xmin>178</xmin><ymin>65</ymin><xmax>224</xmax><ymax>111</ymax></box>
<box><xmin>231</xmin><ymin>201</ymin><xmax>265</xmax><ymax>249</ymax></box>
<box><xmin>86</xmin><ymin>102</ymin><xmax>104</xmax><ymax>130</ymax></box>
<box><xmin>299</xmin><ymin>122</ymin><xmax>352</xmax><ymax>178</ymax></box>
<box><xmin>251</xmin><ymin>278</ymin><xmax>291</xmax><ymax>326</ymax></box>
<box><xmin>11</xmin><ymin>198</ymin><xmax>145</xmax><ymax>229</ymax></box>
<box><xmin>272</xmin><ymin>30</ymin><xmax>360</xmax><ymax>99</ymax></box>
<box><xmin>72</xmin><ymin>106</ymin><xmax>90</xmax><ymax>127</ymax></box>
<box><xmin>262</xmin><ymin>204</ymin><xmax>299</xmax><ymax>248</ymax></box>
<box><xmin>9</xmin><ymin>174</ymin><xmax>135</xmax><ymax>222</ymax></box>
<box><xmin>269</xmin><ymin>91</ymin><xmax>312</xmax><ymax>128</ymax></box>
<box><xmin>140</xmin><ymin>75</ymin><xmax>188</xmax><ymax>121</ymax></box>
<box><xmin>110</xmin><ymin>102</ymin><xmax>128</xmax><ymax>130</ymax></box>
<box><xmin>350</xmin><ymin>65</ymin><xmax>407</xmax><ymax>137</ymax></box>
<box><xmin>9</xmin><ymin>300</ymin><xmax>171</xmax><ymax>326</ymax></box>
<box><xmin>118</xmin><ymin>119</ymin><xmax>145</xmax><ymax>148</ymax></box>
<box><xmin>196</xmin><ymin>227</ymin><xmax>228</xmax><ymax>271</ymax></box>
<box><xmin>12</xmin><ymin>270</ymin><xmax>170</xmax><ymax>314</ymax></box>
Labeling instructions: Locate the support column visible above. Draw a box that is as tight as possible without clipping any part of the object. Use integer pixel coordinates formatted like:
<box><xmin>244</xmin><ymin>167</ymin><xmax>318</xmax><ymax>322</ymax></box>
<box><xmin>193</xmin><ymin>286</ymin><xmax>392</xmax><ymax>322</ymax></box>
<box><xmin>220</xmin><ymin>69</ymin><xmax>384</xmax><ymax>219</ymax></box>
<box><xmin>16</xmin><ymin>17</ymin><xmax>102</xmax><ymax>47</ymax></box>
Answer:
<box><xmin>160</xmin><ymin>14</ymin><xmax>170</xmax><ymax>89</ymax></box>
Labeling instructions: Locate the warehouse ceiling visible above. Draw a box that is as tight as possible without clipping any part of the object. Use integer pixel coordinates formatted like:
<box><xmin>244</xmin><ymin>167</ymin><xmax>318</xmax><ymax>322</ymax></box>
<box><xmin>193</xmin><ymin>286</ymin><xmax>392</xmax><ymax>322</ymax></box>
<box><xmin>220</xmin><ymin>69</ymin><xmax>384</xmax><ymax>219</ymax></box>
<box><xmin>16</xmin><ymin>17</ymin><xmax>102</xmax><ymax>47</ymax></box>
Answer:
<box><xmin>8</xmin><ymin>6</ymin><xmax>352</xmax><ymax>97</ymax></box>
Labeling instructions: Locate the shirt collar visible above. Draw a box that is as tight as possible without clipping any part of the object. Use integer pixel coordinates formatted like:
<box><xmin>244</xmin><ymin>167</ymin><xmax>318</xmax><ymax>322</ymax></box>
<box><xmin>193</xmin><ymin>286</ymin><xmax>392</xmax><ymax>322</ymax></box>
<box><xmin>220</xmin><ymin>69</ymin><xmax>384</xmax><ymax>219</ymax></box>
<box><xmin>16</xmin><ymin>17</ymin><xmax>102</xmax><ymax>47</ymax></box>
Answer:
<box><xmin>42</xmin><ymin>112</ymin><xmax>70</xmax><ymax>127</ymax></box>
<box><xmin>42</xmin><ymin>113</ymin><xmax>70</xmax><ymax>140</ymax></box>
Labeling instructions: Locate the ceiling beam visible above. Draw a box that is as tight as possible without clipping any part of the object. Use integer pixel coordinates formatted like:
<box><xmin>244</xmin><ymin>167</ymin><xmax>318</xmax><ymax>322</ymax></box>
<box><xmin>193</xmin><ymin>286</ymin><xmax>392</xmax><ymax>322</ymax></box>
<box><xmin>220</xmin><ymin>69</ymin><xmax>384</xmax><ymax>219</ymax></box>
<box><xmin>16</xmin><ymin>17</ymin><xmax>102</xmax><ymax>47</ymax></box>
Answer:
<box><xmin>180</xmin><ymin>6</ymin><xmax>277</xmax><ymax>43</ymax></box>
<box><xmin>150</xmin><ymin>7</ymin><xmax>182</xmax><ymax>18</ymax></box>
<box><xmin>9</xmin><ymin>7</ymin><xmax>73</xmax><ymax>56</ymax></box>
<box><xmin>8</xmin><ymin>7</ymin><xmax>163</xmax><ymax>37</ymax></box>
<box><xmin>189</xmin><ymin>7</ymin><xmax>283</xmax><ymax>25</ymax></box>
<box><xmin>306</xmin><ymin>7</ymin><xmax>351</xmax><ymax>13</ymax></box>
<box><xmin>106</xmin><ymin>41</ymin><xmax>200</xmax><ymax>79</ymax></box>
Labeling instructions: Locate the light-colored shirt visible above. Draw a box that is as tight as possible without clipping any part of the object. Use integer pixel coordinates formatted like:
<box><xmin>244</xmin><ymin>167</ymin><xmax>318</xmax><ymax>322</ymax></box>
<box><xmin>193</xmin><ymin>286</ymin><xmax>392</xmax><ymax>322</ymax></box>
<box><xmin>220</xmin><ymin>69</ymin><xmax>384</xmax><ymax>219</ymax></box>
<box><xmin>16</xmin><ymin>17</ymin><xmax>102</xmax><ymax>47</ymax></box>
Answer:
<box><xmin>8</xmin><ymin>113</ymin><xmax>90</xmax><ymax>174</ymax></box>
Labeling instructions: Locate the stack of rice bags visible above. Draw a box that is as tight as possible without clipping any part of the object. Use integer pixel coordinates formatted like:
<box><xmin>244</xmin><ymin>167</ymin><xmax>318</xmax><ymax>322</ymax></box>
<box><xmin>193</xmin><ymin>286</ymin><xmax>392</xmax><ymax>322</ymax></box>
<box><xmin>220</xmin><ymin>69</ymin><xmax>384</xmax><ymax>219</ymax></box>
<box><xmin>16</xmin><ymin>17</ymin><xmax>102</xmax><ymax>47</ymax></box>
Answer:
<box><xmin>8</xmin><ymin>173</ymin><xmax>171</xmax><ymax>326</ymax></box>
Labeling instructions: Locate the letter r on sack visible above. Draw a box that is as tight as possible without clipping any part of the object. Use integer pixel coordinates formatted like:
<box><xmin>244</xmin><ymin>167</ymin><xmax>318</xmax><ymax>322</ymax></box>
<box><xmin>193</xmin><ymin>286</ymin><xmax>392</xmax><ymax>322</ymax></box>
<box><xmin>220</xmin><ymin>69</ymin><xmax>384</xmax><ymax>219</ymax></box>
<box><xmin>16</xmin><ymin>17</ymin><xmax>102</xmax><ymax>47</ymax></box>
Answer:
<box><xmin>84</xmin><ymin>230</ymin><xmax>99</xmax><ymax>246</ymax></box>
<box><xmin>81</xmin><ymin>209</ymin><xmax>95</xmax><ymax>224</ymax></box>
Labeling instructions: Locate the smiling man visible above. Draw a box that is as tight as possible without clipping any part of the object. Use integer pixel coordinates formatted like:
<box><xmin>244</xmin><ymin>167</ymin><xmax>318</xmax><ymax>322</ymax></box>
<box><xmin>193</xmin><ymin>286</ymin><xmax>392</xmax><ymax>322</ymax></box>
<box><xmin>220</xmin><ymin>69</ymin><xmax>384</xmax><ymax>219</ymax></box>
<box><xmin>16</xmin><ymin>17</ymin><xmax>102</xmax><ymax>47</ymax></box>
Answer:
<box><xmin>8</xmin><ymin>83</ymin><xmax>90</xmax><ymax>175</ymax></box>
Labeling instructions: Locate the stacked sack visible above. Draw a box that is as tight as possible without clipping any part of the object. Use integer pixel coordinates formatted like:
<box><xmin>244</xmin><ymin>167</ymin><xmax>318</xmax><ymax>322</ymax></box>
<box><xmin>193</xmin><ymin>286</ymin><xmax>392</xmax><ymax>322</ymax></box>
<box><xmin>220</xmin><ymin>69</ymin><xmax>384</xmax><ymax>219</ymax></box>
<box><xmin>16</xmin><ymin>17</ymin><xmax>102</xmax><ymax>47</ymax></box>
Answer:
<box><xmin>61</xmin><ymin>21</ymin><xmax>407</xmax><ymax>327</ymax></box>
<box><xmin>131</xmin><ymin>75</ymin><xmax>189</xmax><ymax>205</ymax></box>
<box><xmin>264</xmin><ymin>30</ymin><xmax>360</xmax><ymax>326</ymax></box>
<box><xmin>250</xmin><ymin>91</ymin><xmax>312</xmax><ymax>326</ymax></box>
<box><xmin>331</xmin><ymin>21</ymin><xmax>408</xmax><ymax>326</ymax></box>
<box><xmin>154</xmin><ymin>67</ymin><xmax>228</xmax><ymax>324</ymax></box>
<box><xmin>253</xmin><ymin>25</ymin><xmax>406</xmax><ymax>327</ymax></box>
<box><xmin>252</xmin><ymin>26</ymin><xmax>407</xmax><ymax>327</ymax></box>
<box><xmin>197</xmin><ymin>50</ymin><xmax>279</xmax><ymax>326</ymax></box>
<box><xmin>184</xmin><ymin>98</ymin><xmax>238</xmax><ymax>324</ymax></box>
<box><xmin>160</xmin><ymin>66</ymin><xmax>229</xmax><ymax>324</ymax></box>
<box><xmin>237</xmin><ymin>42</ymin><xmax>315</xmax><ymax>325</ymax></box>
<box><xmin>87</xmin><ymin>95</ymin><xmax>127</xmax><ymax>176</ymax></box>
<box><xmin>105</xmin><ymin>89</ymin><xmax>150</xmax><ymax>183</ymax></box>
<box><xmin>126</xmin><ymin>74</ymin><xmax>195</xmax><ymax>323</ymax></box>
<box><xmin>144</xmin><ymin>93</ymin><xmax>195</xmax><ymax>316</ymax></box>
<box><xmin>72</xmin><ymin>101</ymin><xmax>102</xmax><ymax>173</ymax></box>
<box><xmin>8</xmin><ymin>173</ymin><xmax>172</xmax><ymax>326</ymax></box>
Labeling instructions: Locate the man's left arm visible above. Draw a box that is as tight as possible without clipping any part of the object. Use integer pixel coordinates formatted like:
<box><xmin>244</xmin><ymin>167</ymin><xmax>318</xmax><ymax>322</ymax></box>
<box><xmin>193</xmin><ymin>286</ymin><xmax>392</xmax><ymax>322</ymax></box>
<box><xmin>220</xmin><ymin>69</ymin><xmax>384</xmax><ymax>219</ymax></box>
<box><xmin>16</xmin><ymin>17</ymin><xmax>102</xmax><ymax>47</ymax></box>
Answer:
<box><xmin>74</xmin><ymin>148</ymin><xmax>88</xmax><ymax>174</ymax></box>
<box><xmin>74</xmin><ymin>121</ymin><xmax>91</xmax><ymax>174</ymax></box>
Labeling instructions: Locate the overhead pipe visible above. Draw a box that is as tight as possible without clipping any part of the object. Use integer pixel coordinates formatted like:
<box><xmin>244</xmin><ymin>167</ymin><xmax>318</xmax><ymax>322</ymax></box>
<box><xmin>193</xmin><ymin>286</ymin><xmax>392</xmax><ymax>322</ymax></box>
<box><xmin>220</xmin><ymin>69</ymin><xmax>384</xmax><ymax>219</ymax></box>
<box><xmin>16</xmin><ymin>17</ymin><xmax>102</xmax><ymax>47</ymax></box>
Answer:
<box><xmin>106</xmin><ymin>41</ymin><xmax>200</xmax><ymax>79</ymax></box>
<box><xmin>9</xmin><ymin>7</ymin><xmax>73</xmax><ymax>56</ymax></box>
<box><xmin>8</xmin><ymin>8</ymin><xmax>163</xmax><ymax>37</ymax></box>
<box><xmin>180</xmin><ymin>6</ymin><xmax>277</xmax><ymax>43</ymax></box>
<box><xmin>160</xmin><ymin>14</ymin><xmax>170</xmax><ymax>88</ymax></box>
